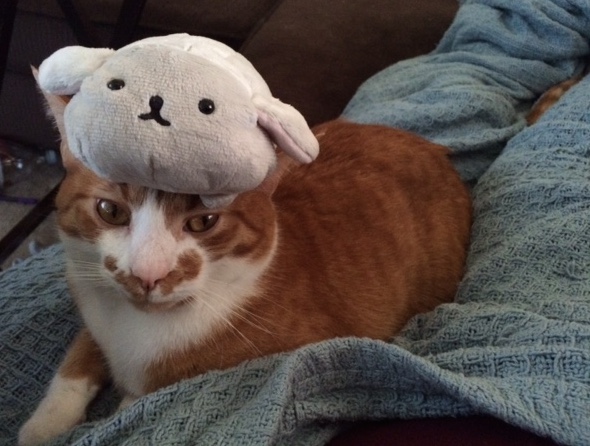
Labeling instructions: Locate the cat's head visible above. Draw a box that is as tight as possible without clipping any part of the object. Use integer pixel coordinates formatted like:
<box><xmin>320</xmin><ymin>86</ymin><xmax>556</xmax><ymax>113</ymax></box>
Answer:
<box><xmin>39</xmin><ymin>79</ymin><xmax>283</xmax><ymax>313</ymax></box>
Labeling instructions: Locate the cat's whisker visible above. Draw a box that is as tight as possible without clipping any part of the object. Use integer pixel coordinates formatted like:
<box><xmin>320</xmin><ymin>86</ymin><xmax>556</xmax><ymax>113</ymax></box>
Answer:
<box><xmin>205</xmin><ymin>276</ymin><xmax>290</xmax><ymax>313</ymax></box>
<box><xmin>68</xmin><ymin>267</ymin><xmax>102</xmax><ymax>272</ymax></box>
<box><xmin>69</xmin><ymin>266</ymin><xmax>103</xmax><ymax>273</ymax></box>
<box><xmin>227</xmin><ymin>307</ymin><xmax>273</xmax><ymax>335</ymax></box>
<box><xmin>68</xmin><ymin>277</ymin><xmax>106</xmax><ymax>283</ymax></box>
<box><xmin>70</xmin><ymin>262</ymin><xmax>103</xmax><ymax>269</ymax></box>
<box><xmin>68</xmin><ymin>270</ymin><xmax>104</xmax><ymax>276</ymax></box>
<box><xmin>206</xmin><ymin>291</ymin><xmax>296</xmax><ymax>345</ymax></box>
<box><xmin>184</xmin><ymin>298</ymin><xmax>220</xmax><ymax>339</ymax></box>
<box><xmin>68</xmin><ymin>268</ymin><xmax>103</xmax><ymax>274</ymax></box>
<box><xmin>70</xmin><ymin>268</ymin><xmax>102</xmax><ymax>272</ymax></box>
<box><xmin>199</xmin><ymin>299</ymin><xmax>260</xmax><ymax>352</ymax></box>
<box><xmin>249</xmin><ymin>292</ymin><xmax>290</xmax><ymax>313</ymax></box>
<box><xmin>193</xmin><ymin>277</ymin><xmax>300</xmax><ymax>340</ymax></box>
<box><xmin>197</xmin><ymin>296</ymin><xmax>263</xmax><ymax>356</ymax></box>
<box><xmin>183</xmin><ymin>290</ymin><xmax>275</xmax><ymax>350</ymax></box>
<box><xmin>196</xmin><ymin>287</ymin><xmax>274</xmax><ymax>334</ymax></box>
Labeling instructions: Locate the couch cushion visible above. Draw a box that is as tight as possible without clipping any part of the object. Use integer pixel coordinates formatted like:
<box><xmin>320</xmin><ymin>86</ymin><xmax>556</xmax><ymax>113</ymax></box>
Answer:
<box><xmin>18</xmin><ymin>0</ymin><xmax>280</xmax><ymax>44</ymax></box>
<box><xmin>241</xmin><ymin>0</ymin><xmax>459</xmax><ymax>126</ymax></box>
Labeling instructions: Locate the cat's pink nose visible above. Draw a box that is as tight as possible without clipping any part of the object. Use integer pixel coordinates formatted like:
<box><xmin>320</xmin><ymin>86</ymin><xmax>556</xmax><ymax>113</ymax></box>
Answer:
<box><xmin>139</xmin><ymin>277</ymin><xmax>159</xmax><ymax>292</ymax></box>
<box><xmin>131</xmin><ymin>267</ymin><xmax>169</xmax><ymax>293</ymax></box>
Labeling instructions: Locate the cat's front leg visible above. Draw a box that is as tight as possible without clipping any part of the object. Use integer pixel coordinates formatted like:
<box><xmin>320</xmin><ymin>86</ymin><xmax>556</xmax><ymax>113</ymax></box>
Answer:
<box><xmin>117</xmin><ymin>394</ymin><xmax>138</xmax><ymax>411</ymax></box>
<box><xmin>19</xmin><ymin>329</ymin><xmax>108</xmax><ymax>446</ymax></box>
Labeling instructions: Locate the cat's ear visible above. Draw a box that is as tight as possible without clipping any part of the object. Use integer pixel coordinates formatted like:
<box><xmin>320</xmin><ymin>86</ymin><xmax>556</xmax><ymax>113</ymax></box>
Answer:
<box><xmin>32</xmin><ymin>66</ymin><xmax>70</xmax><ymax>137</ymax></box>
<box><xmin>255</xmin><ymin>152</ymin><xmax>294</xmax><ymax>196</ymax></box>
<box><xmin>31</xmin><ymin>66</ymin><xmax>79</xmax><ymax>170</ymax></box>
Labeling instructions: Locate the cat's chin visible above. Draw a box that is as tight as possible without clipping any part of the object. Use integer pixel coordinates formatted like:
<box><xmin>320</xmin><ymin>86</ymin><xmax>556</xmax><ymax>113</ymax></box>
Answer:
<box><xmin>129</xmin><ymin>297</ymin><xmax>191</xmax><ymax>313</ymax></box>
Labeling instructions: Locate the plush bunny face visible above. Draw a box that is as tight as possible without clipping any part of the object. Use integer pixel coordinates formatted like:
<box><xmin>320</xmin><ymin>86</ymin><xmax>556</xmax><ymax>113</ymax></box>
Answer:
<box><xmin>38</xmin><ymin>34</ymin><xmax>319</xmax><ymax>207</ymax></box>
<box><xmin>67</xmin><ymin>44</ymin><xmax>276</xmax><ymax>197</ymax></box>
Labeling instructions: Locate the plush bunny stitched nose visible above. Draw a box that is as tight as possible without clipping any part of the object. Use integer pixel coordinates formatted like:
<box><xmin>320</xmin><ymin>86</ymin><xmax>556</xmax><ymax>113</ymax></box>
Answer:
<box><xmin>138</xmin><ymin>95</ymin><xmax>171</xmax><ymax>126</ymax></box>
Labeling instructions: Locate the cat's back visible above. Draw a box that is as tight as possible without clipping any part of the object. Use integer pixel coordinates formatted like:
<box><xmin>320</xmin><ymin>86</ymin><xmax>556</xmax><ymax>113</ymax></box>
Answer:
<box><xmin>268</xmin><ymin>119</ymin><xmax>471</xmax><ymax>338</ymax></box>
<box><xmin>278</xmin><ymin>119</ymin><xmax>466</xmax><ymax>207</ymax></box>
<box><xmin>275</xmin><ymin>119</ymin><xmax>471</xmax><ymax>240</ymax></box>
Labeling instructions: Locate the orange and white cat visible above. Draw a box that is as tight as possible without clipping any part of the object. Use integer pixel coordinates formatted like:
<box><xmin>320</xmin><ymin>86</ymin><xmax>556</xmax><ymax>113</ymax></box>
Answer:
<box><xmin>19</xmin><ymin>90</ymin><xmax>471</xmax><ymax>445</ymax></box>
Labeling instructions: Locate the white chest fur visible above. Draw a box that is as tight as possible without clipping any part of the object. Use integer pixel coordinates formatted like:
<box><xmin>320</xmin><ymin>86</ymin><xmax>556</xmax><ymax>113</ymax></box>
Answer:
<box><xmin>61</xmin><ymin>233</ymin><xmax>272</xmax><ymax>397</ymax></box>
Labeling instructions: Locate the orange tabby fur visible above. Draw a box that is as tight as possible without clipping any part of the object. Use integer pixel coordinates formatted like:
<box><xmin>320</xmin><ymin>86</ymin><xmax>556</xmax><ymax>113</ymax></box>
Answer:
<box><xmin>55</xmin><ymin>118</ymin><xmax>471</xmax><ymax>388</ymax></box>
<box><xmin>20</xmin><ymin>88</ymin><xmax>471</xmax><ymax>444</ymax></box>
<box><xmin>144</xmin><ymin>120</ymin><xmax>472</xmax><ymax>391</ymax></box>
<box><xmin>527</xmin><ymin>77</ymin><xmax>582</xmax><ymax>125</ymax></box>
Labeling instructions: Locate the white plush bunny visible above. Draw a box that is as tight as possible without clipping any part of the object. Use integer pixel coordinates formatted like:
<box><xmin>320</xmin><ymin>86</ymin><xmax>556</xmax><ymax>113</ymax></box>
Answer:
<box><xmin>37</xmin><ymin>34</ymin><xmax>319</xmax><ymax>207</ymax></box>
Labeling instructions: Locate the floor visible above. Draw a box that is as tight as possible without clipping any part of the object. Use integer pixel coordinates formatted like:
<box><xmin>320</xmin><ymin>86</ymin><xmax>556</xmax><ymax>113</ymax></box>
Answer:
<box><xmin>0</xmin><ymin>138</ymin><xmax>63</xmax><ymax>270</ymax></box>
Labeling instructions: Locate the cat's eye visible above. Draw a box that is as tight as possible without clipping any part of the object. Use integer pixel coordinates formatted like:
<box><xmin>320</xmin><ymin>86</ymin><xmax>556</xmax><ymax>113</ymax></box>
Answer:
<box><xmin>186</xmin><ymin>214</ymin><xmax>219</xmax><ymax>233</ymax></box>
<box><xmin>96</xmin><ymin>199</ymin><xmax>130</xmax><ymax>226</ymax></box>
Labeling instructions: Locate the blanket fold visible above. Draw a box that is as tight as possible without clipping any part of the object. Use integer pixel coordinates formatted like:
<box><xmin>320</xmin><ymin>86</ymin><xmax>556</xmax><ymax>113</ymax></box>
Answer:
<box><xmin>343</xmin><ymin>0</ymin><xmax>590</xmax><ymax>184</ymax></box>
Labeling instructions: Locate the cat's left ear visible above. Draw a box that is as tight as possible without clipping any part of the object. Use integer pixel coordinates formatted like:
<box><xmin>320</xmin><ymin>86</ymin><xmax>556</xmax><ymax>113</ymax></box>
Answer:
<box><xmin>255</xmin><ymin>152</ymin><xmax>294</xmax><ymax>196</ymax></box>
<box><xmin>32</xmin><ymin>66</ymin><xmax>80</xmax><ymax>170</ymax></box>
<box><xmin>31</xmin><ymin>66</ymin><xmax>71</xmax><ymax>138</ymax></box>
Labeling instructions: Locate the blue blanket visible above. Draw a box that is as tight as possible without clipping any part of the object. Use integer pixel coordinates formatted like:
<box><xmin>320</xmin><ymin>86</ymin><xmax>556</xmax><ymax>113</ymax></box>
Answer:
<box><xmin>2</xmin><ymin>0</ymin><xmax>590</xmax><ymax>444</ymax></box>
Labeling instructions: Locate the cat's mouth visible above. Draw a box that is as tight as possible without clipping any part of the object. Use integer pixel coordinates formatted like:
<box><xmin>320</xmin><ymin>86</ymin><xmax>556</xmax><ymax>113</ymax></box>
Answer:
<box><xmin>111</xmin><ymin>270</ymin><xmax>195</xmax><ymax>313</ymax></box>
<box><xmin>129</xmin><ymin>296</ymin><xmax>192</xmax><ymax>313</ymax></box>
<box><xmin>106</xmin><ymin>262</ymin><xmax>196</xmax><ymax>312</ymax></box>
<box><xmin>115</xmin><ymin>276</ymin><xmax>192</xmax><ymax>312</ymax></box>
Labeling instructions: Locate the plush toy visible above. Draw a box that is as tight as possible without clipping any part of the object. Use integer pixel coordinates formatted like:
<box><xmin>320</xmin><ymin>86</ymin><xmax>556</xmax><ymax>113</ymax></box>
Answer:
<box><xmin>37</xmin><ymin>34</ymin><xmax>319</xmax><ymax>207</ymax></box>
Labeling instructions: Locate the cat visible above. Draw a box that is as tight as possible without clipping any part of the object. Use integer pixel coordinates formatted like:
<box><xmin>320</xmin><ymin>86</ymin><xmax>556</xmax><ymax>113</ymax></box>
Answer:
<box><xmin>526</xmin><ymin>77</ymin><xmax>583</xmax><ymax>125</ymax></box>
<box><xmin>19</xmin><ymin>89</ymin><xmax>472</xmax><ymax>446</ymax></box>
<box><xmin>527</xmin><ymin>60</ymin><xmax>590</xmax><ymax>125</ymax></box>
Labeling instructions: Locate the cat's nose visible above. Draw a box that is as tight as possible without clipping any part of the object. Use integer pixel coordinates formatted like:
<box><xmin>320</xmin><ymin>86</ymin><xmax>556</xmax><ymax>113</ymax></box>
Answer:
<box><xmin>131</xmin><ymin>267</ymin><xmax>170</xmax><ymax>293</ymax></box>
<box><xmin>139</xmin><ymin>277</ymin><xmax>160</xmax><ymax>293</ymax></box>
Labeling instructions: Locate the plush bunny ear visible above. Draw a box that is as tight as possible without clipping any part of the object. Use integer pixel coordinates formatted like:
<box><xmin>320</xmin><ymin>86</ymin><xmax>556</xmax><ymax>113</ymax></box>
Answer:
<box><xmin>253</xmin><ymin>94</ymin><xmax>319</xmax><ymax>164</ymax></box>
<box><xmin>201</xmin><ymin>193</ymin><xmax>236</xmax><ymax>209</ymax></box>
<box><xmin>38</xmin><ymin>46</ymin><xmax>115</xmax><ymax>95</ymax></box>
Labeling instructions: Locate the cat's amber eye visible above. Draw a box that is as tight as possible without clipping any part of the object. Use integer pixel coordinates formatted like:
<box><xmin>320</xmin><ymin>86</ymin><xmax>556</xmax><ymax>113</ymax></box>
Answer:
<box><xmin>186</xmin><ymin>214</ymin><xmax>219</xmax><ymax>233</ymax></box>
<box><xmin>96</xmin><ymin>199</ymin><xmax>130</xmax><ymax>226</ymax></box>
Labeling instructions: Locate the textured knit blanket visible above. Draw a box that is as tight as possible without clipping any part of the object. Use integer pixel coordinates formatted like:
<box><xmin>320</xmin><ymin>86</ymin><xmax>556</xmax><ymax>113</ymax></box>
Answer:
<box><xmin>2</xmin><ymin>0</ymin><xmax>590</xmax><ymax>445</ymax></box>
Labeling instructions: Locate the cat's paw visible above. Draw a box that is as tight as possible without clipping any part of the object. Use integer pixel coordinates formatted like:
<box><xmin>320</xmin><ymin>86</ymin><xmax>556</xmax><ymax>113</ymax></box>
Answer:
<box><xmin>18</xmin><ymin>408</ymin><xmax>84</xmax><ymax>446</ymax></box>
<box><xmin>18</xmin><ymin>374</ymin><xmax>97</xmax><ymax>446</ymax></box>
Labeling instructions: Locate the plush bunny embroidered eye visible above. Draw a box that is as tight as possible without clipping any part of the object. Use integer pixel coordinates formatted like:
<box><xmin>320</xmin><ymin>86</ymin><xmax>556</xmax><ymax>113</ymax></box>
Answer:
<box><xmin>37</xmin><ymin>34</ymin><xmax>319</xmax><ymax>208</ymax></box>
<box><xmin>198</xmin><ymin>99</ymin><xmax>215</xmax><ymax>115</ymax></box>
<box><xmin>107</xmin><ymin>79</ymin><xmax>125</xmax><ymax>90</ymax></box>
